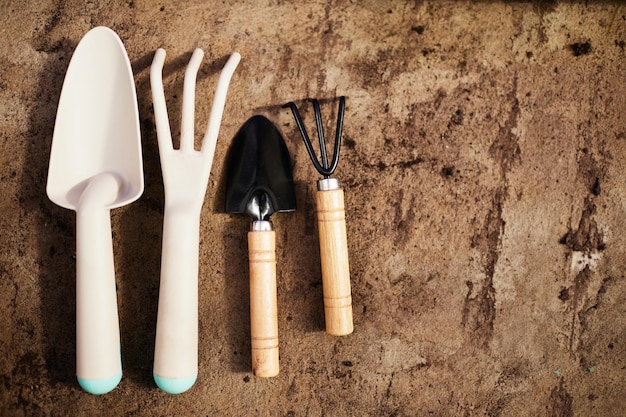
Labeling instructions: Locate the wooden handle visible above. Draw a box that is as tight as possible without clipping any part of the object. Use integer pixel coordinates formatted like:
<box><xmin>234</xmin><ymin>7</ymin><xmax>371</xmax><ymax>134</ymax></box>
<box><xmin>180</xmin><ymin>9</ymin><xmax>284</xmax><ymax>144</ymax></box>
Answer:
<box><xmin>316</xmin><ymin>188</ymin><xmax>354</xmax><ymax>336</ymax></box>
<box><xmin>248</xmin><ymin>230</ymin><xmax>279</xmax><ymax>377</ymax></box>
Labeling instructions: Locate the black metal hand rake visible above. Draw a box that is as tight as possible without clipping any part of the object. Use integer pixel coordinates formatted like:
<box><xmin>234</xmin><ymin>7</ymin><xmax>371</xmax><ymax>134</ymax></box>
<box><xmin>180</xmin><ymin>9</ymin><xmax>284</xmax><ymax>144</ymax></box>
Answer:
<box><xmin>283</xmin><ymin>96</ymin><xmax>353</xmax><ymax>336</ymax></box>
<box><xmin>283</xmin><ymin>96</ymin><xmax>345</xmax><ymax>179</ymax></box>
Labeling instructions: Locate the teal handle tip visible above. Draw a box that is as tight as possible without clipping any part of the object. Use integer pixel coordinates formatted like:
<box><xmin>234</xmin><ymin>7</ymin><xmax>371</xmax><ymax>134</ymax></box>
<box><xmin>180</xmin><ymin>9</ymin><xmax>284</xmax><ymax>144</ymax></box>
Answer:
<box><xmin>154</xmin><ymin>374</ymin><xmax>196</xmax><ymax>394</ymax></box>
<box><xmin>77</xmin><ymin>371</ymin><xmax>122</xmax><ymax>395</ymax></box>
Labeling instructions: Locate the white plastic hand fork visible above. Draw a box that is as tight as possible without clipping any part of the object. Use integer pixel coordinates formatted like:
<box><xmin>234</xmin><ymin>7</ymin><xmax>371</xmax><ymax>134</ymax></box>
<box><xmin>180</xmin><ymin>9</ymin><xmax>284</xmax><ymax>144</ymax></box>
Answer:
<box><xmin>150</xmin><ymin>48</ymin><xmax>240</xmax><ymax>394</ymax></box>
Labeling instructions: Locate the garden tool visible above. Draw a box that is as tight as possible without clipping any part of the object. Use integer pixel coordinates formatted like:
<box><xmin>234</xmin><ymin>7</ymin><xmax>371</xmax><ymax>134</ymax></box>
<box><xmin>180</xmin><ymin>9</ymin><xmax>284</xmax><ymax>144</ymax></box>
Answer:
<box><xmin>283</xmin><ymin>97</ymin><xmax>353</xmax><ymax>336</ymax></box>
<box><xmin>46</xmin><ymin>27</ymin><xmax>144</xmax><ymax>394</ymax></box>
<box><xmin>225</xmin><ymin>115</ymin><xmax>296</xmax><ymax>377</ymax></box>
<box><xmin>150</xmin><ymin>47</ymin><xmax>240</xmax><ymax>394</ymax></box>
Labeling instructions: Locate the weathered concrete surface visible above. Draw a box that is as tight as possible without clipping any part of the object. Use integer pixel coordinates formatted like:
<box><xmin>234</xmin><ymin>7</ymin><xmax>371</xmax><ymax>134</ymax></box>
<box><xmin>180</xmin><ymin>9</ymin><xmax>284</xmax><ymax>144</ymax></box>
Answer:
<box><xmin>1</xmin><ymin>1</ymin><xmax>625</xmax><ymax>415</ymax></box>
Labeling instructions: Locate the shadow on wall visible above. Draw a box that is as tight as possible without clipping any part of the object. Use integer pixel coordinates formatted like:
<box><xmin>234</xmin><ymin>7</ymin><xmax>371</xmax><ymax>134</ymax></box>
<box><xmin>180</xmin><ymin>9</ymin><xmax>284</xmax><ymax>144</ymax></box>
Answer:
<box><xmin>23</xmin><ymin>36</ymin><xmax>79</xmax><ymax>388</ymax></box>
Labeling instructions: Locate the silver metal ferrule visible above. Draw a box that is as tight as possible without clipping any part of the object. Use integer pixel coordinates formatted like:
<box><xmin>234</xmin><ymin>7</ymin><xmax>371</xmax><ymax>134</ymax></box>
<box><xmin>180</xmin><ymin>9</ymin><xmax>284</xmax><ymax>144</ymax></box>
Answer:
<box><xmin>317</xmin><ymin>177</ymin><xmax>340</xmax><ymax>191</ymax></box>
<box><xmin>251</xmin><ymin>220</ymin><xmax>273</xmax><ymax>231</ymax></box>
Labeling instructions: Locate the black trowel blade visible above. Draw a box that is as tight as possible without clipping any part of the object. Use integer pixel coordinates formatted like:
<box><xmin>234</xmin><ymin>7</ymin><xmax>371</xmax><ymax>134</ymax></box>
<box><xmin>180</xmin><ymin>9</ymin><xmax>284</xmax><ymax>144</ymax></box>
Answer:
<box><xmin>225</xmin><ymin>115</ymin><xmax>296</xmax><ymax>217</ymax></box>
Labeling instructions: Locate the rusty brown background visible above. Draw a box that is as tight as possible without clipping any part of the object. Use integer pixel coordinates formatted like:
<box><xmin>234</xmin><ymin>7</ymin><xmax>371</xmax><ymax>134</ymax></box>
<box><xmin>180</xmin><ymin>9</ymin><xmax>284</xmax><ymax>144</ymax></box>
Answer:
<box><xmin>1</xmin><ymin>1</ymin><xmax>625</xmax><ymax>416</ymax></box>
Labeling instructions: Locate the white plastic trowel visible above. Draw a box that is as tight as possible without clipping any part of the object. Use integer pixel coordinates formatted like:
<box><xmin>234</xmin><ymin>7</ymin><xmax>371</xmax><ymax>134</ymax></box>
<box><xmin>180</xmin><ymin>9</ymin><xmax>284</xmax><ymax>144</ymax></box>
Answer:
<box><xmin>46</xmin><ymin>27</ymin><xmax>144</xmax><ymax>394</ymax></box>
<box><xmin>150</xmin><ymin>48</ymin><xmax>240</xmax><ymax>394</ymax></box>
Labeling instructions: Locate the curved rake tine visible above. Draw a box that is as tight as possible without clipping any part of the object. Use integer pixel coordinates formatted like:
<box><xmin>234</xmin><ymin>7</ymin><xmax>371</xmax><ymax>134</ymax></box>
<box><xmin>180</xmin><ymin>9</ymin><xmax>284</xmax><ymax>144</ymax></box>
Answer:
<box><xmin>283</xmin><ymin>101</ymin><xmax>325</xmax><ymax>175</ymax></box>
<box><xmin>284</xmin><ymin>97</ymin><xmax>346</xmax><ymax>178</ymax></box>
<box><xmin>150</xmin><ymin>48</ymin><xmax>173</xmax><ymax>154</ymax></box>
<box><xmin>331</xmin><ymin>96</ymin><xmax>345</xmax><ymax>175</ymax></box>
<box><xmin>180</xmin><ymin>49</ymin><xmax>205</xmax><ymax>153</ymax></box>
<box><xmin>312</xmin><ymin>99</ymin><xmax>329</xmax><ymax>170</ymax></box>
<box><xmin>201</xmin><ymin>52</ymin><xmax>242</xmax><ymax>160</ymax></box>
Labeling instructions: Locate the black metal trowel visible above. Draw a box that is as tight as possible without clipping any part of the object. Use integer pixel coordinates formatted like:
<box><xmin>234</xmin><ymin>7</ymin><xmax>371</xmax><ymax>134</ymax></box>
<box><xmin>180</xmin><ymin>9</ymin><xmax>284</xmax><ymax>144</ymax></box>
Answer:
<box><xmin>225</xmin><ymin>115</ymin><xmax>296</xmax><ymax>377</ymax></box>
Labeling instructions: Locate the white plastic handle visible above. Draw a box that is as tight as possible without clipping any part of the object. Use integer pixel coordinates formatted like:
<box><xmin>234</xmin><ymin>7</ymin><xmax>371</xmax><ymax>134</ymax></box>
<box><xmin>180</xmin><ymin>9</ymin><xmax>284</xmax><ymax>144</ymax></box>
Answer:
<box><xmin>153</xmin><ymin>209</ymin><xmax>200</xmax><ymax>394</ymax></box>
<box><xmin>150</xmin><ymin>48</ymin><xmax>240</xmax><ymax>394</ymax></box>
<box><xmin>75</xmin><ymin>172</ymin><xmax>124</xmax><ymax>394</ymax></box>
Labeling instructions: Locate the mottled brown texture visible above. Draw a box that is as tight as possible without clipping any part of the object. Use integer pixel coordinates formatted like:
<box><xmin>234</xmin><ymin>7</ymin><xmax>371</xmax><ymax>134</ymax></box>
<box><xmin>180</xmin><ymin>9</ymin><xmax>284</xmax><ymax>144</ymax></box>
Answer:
<box><xmin>1</xmin><ymin>1</ymin><xmax>625</xmax><ymax>416</ymax></box>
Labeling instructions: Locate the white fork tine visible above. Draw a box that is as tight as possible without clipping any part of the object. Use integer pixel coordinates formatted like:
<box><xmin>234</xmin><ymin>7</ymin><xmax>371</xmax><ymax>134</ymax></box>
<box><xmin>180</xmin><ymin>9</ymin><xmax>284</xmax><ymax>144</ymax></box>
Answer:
<box><xmin>201</xmin><ymin>52</ymin><xmax>241</xmax><ymax>158</ymax></box>
<box><xmin>150</xmin><ymin>48</ymin><xmax>173</xmax><ymax>154</ymax></box>
<box><xmin>181</xmin><ymin>49</ymin><xmax>204</xmax><ymax>153</ymax></box>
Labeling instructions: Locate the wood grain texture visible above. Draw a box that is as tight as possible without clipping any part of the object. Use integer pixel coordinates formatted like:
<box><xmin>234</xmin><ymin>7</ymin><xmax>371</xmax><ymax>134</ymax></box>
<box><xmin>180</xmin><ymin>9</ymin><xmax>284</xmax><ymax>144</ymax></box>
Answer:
<box><xmin>316</xmin><ymin>188</ymin><xmax>353</xmax><ymax>336</ymax></box>
<box><xmin>248</xmin><ymin>230</ymin><xmax>279</xmax><ymax>377</ymax></box>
